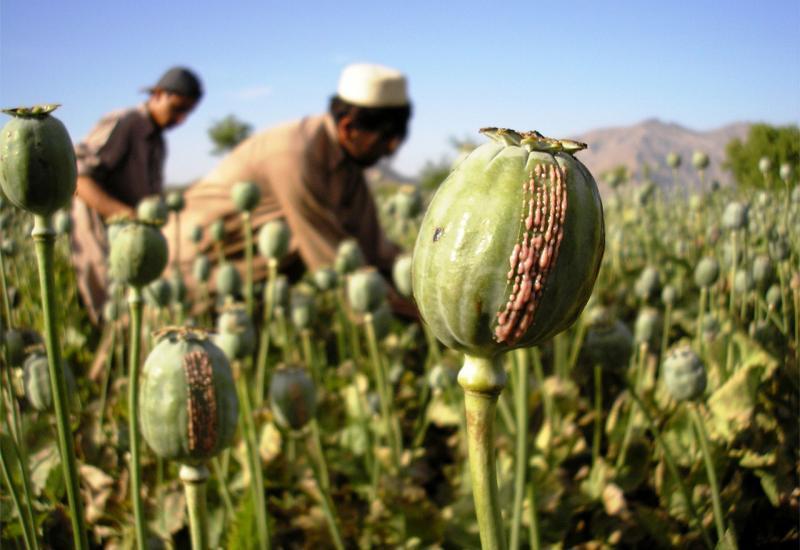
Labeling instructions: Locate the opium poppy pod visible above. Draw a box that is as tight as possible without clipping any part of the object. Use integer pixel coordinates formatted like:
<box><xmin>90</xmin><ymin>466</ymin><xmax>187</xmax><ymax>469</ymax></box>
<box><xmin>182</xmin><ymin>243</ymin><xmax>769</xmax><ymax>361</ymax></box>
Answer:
<box><xmin>347</xmin><ymin>267</ymin><xmax>387</xmax><ymax>314</ymax></box>
<box><xmin>214</xmin><ymin>303</ymin><xmax>256</xmax><ymax>362</ymax></box>
<box><xmin>257</xmin><ymin>219</ymin><xmax>291</xmax><ymax>260</ymax></box>
<box><xmin>166</xmin><ymin>190</ymin><xmax>185</xmax><ymax>212</ymax></box>
<box><xmin>139</xmin><ymin>329</ymin><xmax>238</xmax><ymax>464</ymax></box>
<box><xmin>23</xmin><ymin>350</ymin><xmax>77</xmax><ymax>412</ymax></box>
<box><xmin>269</xmin><ymin>365</ymin><xmax>317</xmax><ymax>431</ymax></box>
<box><xmin>334</xmin><ymin>239</ymin><xmax>365</xmax><ymax>274</ymax></box>
<box><xmin>137</xmin><ymin>195</ymin><xmax>168</xmax><ymax>226</ymax></box>
<box><xmin>412</xmin><ymin>128</ymin><xmax>604</xmax><ymax>358</ymax></box>
<box><xmin>392</xmin><ymin>254</ymin><xmax>413</xmax><ymax>298</ymax></box>
<box><xmin>108</xmin><ymin>220</ymin><xmax>168</xmax><ymax>287</ymax></box>
<box><xmin>0</xmin><ymin>105</ymin><xmax>76</xmax><ymax>216</ymax></box>
<box><xmin>662</xmin><ymin>345</ymin><xmax>706</xmax><ymax>402</ymax></box>
<box><xmin>231</xmin><ymin>181</ymin><xmax>261</xmax><ymax>213</ymax></box>
<box><xmin>692</xmin><ymin>151</ymin><xmax>709</xmax><ymax>170</ymax></box>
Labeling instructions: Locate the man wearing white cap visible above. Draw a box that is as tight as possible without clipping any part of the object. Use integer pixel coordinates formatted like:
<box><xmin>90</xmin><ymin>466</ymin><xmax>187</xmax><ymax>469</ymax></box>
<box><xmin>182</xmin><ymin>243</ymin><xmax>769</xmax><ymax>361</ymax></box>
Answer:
<box><xmin>164</xmin><ymin>63</ymin><xmax>414</xmax><ymax>313</ymax></box>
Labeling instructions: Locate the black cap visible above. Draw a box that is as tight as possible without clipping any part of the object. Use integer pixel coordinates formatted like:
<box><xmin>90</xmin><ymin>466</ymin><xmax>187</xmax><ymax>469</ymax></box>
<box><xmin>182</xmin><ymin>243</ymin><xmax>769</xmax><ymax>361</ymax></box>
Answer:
<box><xmin>149</xmin><ymin>67</ymin><xmax>203</xmax><ymax>99</ymax></box>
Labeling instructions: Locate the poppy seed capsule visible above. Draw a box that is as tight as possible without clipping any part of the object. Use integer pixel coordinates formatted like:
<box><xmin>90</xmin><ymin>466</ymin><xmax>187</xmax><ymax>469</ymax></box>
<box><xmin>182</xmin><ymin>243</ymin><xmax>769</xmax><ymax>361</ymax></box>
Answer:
<box><xmin>428</xmin><ymin>363</ymin><xmax>457</xmax><ymax>392</ymax></box>
<box><xmin>392</xmin><ymin>185</ymin><xmax>423</xmax><ymax>219</ymax></box>
<box><xmin>139</xmin><ymin>329</ymin><xmax>238</xmax><ymax>464</ymax></box>
<box><xmin>580</xmin><ymin>307</ymin><xmax>633</xmax><ymax>372</ymax></box>
<box><xmin>751</xmin><ymin>255</ymin><xmax>774</xmax><ymax>289</ymax></box>
<box><xmin>193</xmin><ymin>254</ymin><xmax>211</xmax><ymax>283</ymax></box>
<box><xmin>347</xmin><ymin>267</ymin><xmax>387</xmax><ymax>314</ymax></box>
<box><xmin>103</xmin><ymin>300</ymin><xmax>120</xmax><ymax>322</ymax></box>
<box><xmin>214</xmin><ymin>303</ymin><xmax>256</xmax><ymax>361</ymax></box>
<box><xmin>166</xmin><ymin>190</ymin><xmax>184</xmax><ymax>212</ymax></box>
<box><xmin>269</xmin><ymin>365</ymin><xmax>317</xmax><ymax>431</ymax></box>
<box><xmin>634</xmin><ymin>307</ymin><xmax>662</xmax><ymax>348</ymax></box>
<box><xmin>312</xmin><ymin>267</ymin><xmax>338</xmax><ymax>291</ymax></box>
<box><xmin>692</xmin><ymin>151</ymin><xmax>709</xmax><ymax>170</ymax></box>
<box><xmin>109</xmin><ymin>221</ymin><xmax>168</xmax><ymax>288</ymax></box>
<box><xmin>734</xmin><ymin>269</ymin><xmax>754</xmax><ymax>294</ymax></box>
<box><xmin>662</xmin><ymin>345</ymin><xmax>707</xmax><ymax>402</ymax></box>
<box><xmin>392</xmin><ymin>254</ymin><xmax>413</xmax><ymax>298</ymax></box>
<box><xmin>779</xmin><ymin>162</ymin><xmax>793</xmax><ymax>182</ymax></box>
<box><xmin>170</xmin><ymin>274</ymin><xmax>187</xmax><ymax>305</ymax></box>
<box><xmin>54</xmin><ymin>209</ymin><xmax>73</xmax><ymax>235</ymax></box>
<box><xmin>758</xmin><ymin>156</ymin><xmax>771</xmax><ymax>174</ymax></box>
<box><xmin>146</xmin><ymin>278</ymin><xmax>173</xmax><ymax>309</ymax></box>
<box><xmin>106</xmin><ymin>216</ymin><xmax>132</xmax><ymax>244</ymax></box>
<box><xmin>215</xmin><ymin>263</ymin><xmax>242</xmax><ymax>298</ymax></box>
<box><xmin>210</xmin><ymin>219</ymin><xmax>225</xmax><ymax>242</ymax></box>
<box><xmin>694</xmin><ymin>256</ymin><xmax>720</xmax><ymax>288</ymax></box>
<box><xmin>334</xmin><ymin>239</ymin><xmax>365</xmax><ymax>274</ymax></box>
<box><xmin>661</xmin><ymin>285</ymin><xmax>678</xmax><ymax>307</ymax></box>
<box><xmin>257</xmin><ymin>219</ymin><xmax>291</xmax><ymax>260</ymax></box>
<box><xmin>636</xmin><ymin>181</ymin><xmax>656</xmax><ymax>206</ymax></box>
<box><xmin>1</xmin><ymin>238</ymin><xmax>16</xmax><ymax>257</ymax></box>
<box><xmin>666</xmin><ymin>152</ymin><xmax>681</xmax><ymax>169</ymax></box>
<box><xmin>750</xmin><ymin>320</ymin><xmax>782</xmax><ymax>352</ymax></box>
<box><xmin>0</xmin><ymin>105</ymin><xmax>76</xmax><ymax>216</ymax></box>
<box><xmin>722</xmin><ymin>201</ymin><xmax>748</xmax><ymax>231</ymax></box>
<box><xmin>634</xmin><ymin>267</ymin><xmax>662</xmax><ymax>303</ymax></box>
<box><xmin>231</xmin><ymin>181</ymin><xmax>261</xmax><ymax>213</ymax></box>
<box><xmin>412</xmin><ymin>128</ymin><xmax>604</xmax><ymax>357</ymax></box>
<box><xmin>769</xmin><ymin>238</ymin><xmax>789</xmax><ymax>262</ymax></box>
<box><xmin>23</xmin><ymin>350</ymin><xmax>76</xmax><ymax>412</ymax></box>
<box><xmin>137</xmin><ymin>195</ymin><xmax>168</xmax><ymax>226</ymax></box>
<box><xmin>290</xmin><ymin>291</ymin><xmax>316</xmax><ymax>331</ymax></box>
<box><xmin>189</xmin><ymin>225</ymin><xmax>203</xmax><ymax>244</ymax></box>
<box><xmin>766</xmin><ymin>284</ymin><xmax>782</xmax><ymax>309</ymax></box>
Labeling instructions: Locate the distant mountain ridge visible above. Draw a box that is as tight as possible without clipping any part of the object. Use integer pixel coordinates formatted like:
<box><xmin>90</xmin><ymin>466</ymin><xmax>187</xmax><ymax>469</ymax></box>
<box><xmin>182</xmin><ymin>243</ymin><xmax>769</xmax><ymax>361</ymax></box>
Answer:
<box><xmin>367</xmin><ymin>118</ymin><xmax>752</xmax><ymax>193</ymax></box>
<box><xmin>570</xmin><ymin>118</ymin><xmax>751</xmax><ymax>192</ymax></box>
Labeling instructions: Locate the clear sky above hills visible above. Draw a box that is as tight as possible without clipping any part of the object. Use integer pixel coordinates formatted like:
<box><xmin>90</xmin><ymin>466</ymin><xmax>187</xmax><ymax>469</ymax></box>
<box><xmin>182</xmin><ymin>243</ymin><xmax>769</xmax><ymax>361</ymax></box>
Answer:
<box><xmin>1</xmin><ymin>0</ymin><xmax>798</xmax><ymax>184</ymax></box>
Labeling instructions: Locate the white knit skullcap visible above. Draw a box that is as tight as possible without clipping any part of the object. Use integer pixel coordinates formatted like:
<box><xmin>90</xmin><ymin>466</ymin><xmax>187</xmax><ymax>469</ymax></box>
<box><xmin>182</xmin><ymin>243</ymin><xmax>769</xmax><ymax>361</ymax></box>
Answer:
<box><xmin>337</xmin><ymin>63</ymin><xmax>409</xmax><ymax>107</ymax></box>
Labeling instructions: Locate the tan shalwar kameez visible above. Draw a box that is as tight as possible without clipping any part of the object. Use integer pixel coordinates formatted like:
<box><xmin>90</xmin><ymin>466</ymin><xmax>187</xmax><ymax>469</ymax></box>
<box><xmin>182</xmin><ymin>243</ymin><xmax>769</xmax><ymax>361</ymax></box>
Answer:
<box><xmin>70</xmin><ymin>104</ymin><xmax>165</xmax><ymax>323</ymax></box>
<box><xmin>164</xmin><ymin>113</ymin><xmax>401</xmax><ymax>300</ymax></box>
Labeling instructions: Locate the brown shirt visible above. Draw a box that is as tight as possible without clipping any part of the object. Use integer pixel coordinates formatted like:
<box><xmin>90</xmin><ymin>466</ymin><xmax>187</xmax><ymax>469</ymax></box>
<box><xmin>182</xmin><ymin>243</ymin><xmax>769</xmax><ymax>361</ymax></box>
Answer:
<box><xmin>167</xmin><ymin>113</ymin><xmax>400</xmax><ymax>285</ymax></box>
<box><xmin>70</xmin><ymin>104</ymin><xmax>166</xmax><ymax>323</ymax></box>
<box><xmin>75</xmin><ymin>103</ymin><xmax>165</xmax><ymax>204</ymax></box>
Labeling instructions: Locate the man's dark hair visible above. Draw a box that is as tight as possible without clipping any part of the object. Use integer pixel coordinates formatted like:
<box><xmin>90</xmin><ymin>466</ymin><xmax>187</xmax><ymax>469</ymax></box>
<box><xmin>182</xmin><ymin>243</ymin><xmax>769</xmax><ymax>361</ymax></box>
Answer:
<box><xmin>329</xmin><ymin>96</ymin><xmax>412</xmax><ymax>140</ymax></box>
<box><xmin>151</xmin><ymin>67</ymin><xmax>203</xmax><ymax>100</ymax></box>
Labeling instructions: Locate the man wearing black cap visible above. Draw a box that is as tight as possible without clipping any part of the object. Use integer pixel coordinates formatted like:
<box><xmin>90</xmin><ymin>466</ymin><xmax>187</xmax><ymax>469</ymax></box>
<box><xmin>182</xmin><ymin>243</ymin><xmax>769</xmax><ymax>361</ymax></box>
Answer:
<box><xmin>71</xmin><ymin>66</ymin><xmax>202</xmax><ymax>324</ymax></box>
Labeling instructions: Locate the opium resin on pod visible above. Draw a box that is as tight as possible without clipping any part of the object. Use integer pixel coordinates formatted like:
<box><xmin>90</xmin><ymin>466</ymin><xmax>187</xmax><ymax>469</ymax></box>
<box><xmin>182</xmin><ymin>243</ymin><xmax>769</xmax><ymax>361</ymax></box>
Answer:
<box><xmin>139</xmin><ymin>328</ymin><xmax>238</xmax><ymax>464</ymax></box>
<box><xmin>412</xmin><ymin>128</ymin><xmax>604</xmax><ymax>358</ymax></box>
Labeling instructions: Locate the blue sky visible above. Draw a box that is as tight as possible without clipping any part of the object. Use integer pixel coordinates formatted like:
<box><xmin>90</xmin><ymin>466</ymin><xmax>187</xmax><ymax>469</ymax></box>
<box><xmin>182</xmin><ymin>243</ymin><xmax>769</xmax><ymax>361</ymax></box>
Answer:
<box><xmin>1</xmin><ymin>0</ymin><xmax>798</xmax><ymax>184</ymax></box>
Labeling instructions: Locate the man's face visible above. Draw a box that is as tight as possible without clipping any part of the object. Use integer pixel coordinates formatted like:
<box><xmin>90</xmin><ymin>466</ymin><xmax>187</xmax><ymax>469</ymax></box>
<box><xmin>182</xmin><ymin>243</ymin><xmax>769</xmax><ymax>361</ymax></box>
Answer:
<box><xmin>337</xmin><ymin>117</ymin><xmax>405</xmax><ymax>167</ymax></box>
<box><xmin>148</xmin><ymin>90</ymin><xmax>198</xmax><ymax>130</ymax></box>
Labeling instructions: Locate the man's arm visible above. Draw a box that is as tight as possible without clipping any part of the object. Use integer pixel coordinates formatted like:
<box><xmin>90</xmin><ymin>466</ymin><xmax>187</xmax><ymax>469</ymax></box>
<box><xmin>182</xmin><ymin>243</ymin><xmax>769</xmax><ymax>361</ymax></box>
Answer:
<box><xmin>76</xmin><ymin>175</ymin><xmax>136</xmax><ymax>219</ymax></box>
<box><xmin>74</xmin><ymin>110</ymin><xmax>137</xmax><ymax>219</ymax></box>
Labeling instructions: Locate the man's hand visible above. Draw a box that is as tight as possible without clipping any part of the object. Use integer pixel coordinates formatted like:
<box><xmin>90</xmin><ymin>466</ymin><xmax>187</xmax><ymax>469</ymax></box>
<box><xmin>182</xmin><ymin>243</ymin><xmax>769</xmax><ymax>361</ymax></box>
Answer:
<box><xmin>76</xmin><ymin>176</ymin><xmax>136</xmax><ymax>219</ymax></box>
